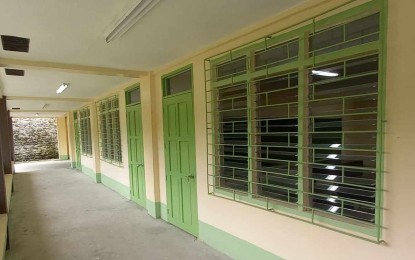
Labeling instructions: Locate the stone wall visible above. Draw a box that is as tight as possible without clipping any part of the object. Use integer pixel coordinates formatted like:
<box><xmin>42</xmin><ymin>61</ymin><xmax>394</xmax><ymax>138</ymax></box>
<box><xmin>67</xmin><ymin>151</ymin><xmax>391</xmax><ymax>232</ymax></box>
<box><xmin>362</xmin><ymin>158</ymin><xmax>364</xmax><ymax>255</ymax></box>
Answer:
<box><xmin>12</xmin><ymin>118</ymin><xmax>59</xmax><ymax>162</ymax></box>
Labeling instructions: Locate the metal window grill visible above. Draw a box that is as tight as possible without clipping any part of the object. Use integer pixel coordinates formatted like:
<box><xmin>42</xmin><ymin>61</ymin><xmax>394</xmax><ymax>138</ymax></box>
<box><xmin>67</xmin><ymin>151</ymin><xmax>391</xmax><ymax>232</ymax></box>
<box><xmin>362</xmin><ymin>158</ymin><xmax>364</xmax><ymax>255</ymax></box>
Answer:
<box><xmin>78</xmin><ymin>107</ymin><xmax>92</xmax><ymax>156</ymax></box>
<box><xmin>96</xmin><ymin>96</ymin><xmax>123</xmax><ymax>165</ymax></box>
<box><xmin>205</xmin><ymin>0</ymin><xmax>386</xmax><ymax>242</ymax></box>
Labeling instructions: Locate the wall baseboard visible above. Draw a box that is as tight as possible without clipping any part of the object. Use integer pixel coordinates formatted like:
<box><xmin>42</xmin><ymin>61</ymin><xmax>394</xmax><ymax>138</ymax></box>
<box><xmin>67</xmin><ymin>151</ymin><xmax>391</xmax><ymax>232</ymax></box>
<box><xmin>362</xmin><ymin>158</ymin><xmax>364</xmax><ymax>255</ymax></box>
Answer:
<box><xmin>199</xmin><ymin>221</ymin><xmax>282</xmax><ymax>260</ymax></box>
<box><xmin>100</xmin><ymin>174</ymin><xmax>130</xmax><ymax>199</ymax></box>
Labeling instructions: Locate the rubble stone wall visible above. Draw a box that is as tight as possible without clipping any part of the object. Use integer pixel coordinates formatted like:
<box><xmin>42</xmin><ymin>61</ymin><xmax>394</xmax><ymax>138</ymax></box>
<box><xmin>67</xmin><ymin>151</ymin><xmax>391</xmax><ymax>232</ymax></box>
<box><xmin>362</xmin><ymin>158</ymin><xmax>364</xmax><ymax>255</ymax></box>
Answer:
<box><xmin>12</xmin><ymin>118</ymin><xmax>59</xmax><ymax>162</ymax></box>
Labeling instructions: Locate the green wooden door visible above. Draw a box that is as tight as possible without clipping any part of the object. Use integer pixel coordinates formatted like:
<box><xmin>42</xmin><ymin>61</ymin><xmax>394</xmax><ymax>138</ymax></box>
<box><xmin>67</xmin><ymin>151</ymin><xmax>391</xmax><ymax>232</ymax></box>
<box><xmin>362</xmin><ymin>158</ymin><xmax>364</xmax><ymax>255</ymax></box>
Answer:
<box><xmin>163</xmin><ymin>92</ymin><xmax>198</xmax><ymax>236</ymax></box>
<box><xmin>127</xmin><ymin>104</ymin><xmax>146</xmax><ymax>207</ymax></box>
<box><xmin>73</xmin><ymin>112</ymin><xmax>81</xmax><ymax>170</ymax></box>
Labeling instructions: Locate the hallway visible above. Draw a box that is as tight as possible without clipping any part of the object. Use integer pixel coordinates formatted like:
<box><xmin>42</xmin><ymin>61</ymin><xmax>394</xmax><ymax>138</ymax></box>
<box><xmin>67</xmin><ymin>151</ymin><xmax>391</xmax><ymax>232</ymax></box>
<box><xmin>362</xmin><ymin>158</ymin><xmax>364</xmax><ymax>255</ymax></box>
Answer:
<box><xmin>5</xmin><ymin>161</ymin><xmax>229</xmax><ymax>260</ymax></box>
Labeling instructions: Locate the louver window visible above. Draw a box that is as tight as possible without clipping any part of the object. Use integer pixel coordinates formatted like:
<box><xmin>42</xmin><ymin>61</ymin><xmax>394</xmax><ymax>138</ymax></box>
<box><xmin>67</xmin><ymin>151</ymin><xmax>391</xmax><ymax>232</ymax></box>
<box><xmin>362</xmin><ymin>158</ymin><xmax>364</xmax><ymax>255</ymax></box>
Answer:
<box><xmin>206</xmin><ymin>0</ymin><xmax>384</xmax><ymax>240</ymax></box>
<box><xmin>79</xmin><ymin>108</ymin><xmax>92</xmax><ymax>156</ymax></box>
<box><xmin>97</xmin><ymin>96</ymin><xmax>122</xmax><ymax>165</ymax></box>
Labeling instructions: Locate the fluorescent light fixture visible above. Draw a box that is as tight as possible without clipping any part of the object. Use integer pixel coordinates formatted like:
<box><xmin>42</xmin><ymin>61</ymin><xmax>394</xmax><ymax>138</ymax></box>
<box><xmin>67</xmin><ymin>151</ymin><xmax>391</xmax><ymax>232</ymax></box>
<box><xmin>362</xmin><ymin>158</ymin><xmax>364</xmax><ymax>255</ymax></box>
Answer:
<box><xmin>327</xmin><ymin>198</ymin><xmax>336</xmax><ymax>203</ymax></box>
<box><xmin>104</xmin><ymin>0</ymin><xmax>161</xmax><ymax>43</ymax></box>
<box><xmin>325</xmin><ymin>165</ymin><xmax>336</xmax><ymax>170</ymax></box>
<box><xmin>56</xmin><ymin>83</ymin><xmax>68</xmax><ymax>94</ymax></box>
<box><xmin>328</xmin><ymin>185</ymin><xmax>339</xmax><ymax>191</ymax></box>
<box><xmin>328</xmin><ymin>206</ymin><xmax>340</xmax><ymax>213</ymax></box>
<box><xmin>330</xmin><ymin>143</ymin><xmax>341</xmax><ymax>148</ymax></box>
<box><xmin>325</xmin><ymin>175</ymin><xmax>337</xmax><ymax>180</ymax></box>
<box><xmin>35</xmin><ymin>113</ymin><xmax>39</xmax><ymax>117</ymax></box>
<box><xmin>312</xmin><ymin>70</ymin><xmax>339</xmax><ymax>77</ymax></box>
<box><xmin>326</xmin><ymin>154</ymin><xmax>339</xmax><ymax>159</ymax></box>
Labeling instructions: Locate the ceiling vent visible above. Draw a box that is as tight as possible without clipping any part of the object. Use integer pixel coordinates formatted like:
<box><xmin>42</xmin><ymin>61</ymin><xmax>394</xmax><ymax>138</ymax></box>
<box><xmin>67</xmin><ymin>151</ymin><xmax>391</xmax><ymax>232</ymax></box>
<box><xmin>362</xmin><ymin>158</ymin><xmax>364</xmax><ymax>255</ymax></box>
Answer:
<box><xmin>1</xmin><ymin>35</ymin><xmax>30</xmax><ymax>52</ymax></box>
<box><xmin>5</xmin><ymin>68</ymin><xmax>25</xmax><ymax>76</ymax></box>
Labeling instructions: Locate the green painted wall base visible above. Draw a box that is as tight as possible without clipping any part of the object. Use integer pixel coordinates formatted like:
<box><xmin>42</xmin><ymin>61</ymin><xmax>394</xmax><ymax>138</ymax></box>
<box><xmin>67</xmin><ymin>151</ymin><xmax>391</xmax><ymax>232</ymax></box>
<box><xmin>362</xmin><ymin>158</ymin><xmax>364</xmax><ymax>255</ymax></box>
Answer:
<box><xmin>161</xmin><ymin>203</ymin><xmax>168</xmax><ymax>221</ymax></box>
<box><xmin>146</xmin><ymin>200</ymin><xmax>160</xmax><ymax>218</ymax></box>
<box><xmin>59</xmin><ymin>155</ymin><xmax>69</xmax><ymax>160</ymax></box>
<box><xmin>199</xmin><ymin>221</ymin><xmax>282</xmax><ymax>260</ymax></box>
<box><xmin>71</xmin><ymin>162</ymin><xmax>76</xmax><ymax>168</ymax></box>
<box><xmin>81</xmin><ymin>165</ymin><xmax>101</xmax><ymax>183</ymax></box>
<box><xmin>146</xmin><ymin>201</ymin><xmax>168</xmax><ymax>221</ymax></box>
<box><xmin>100</xmin><ymin>174</ymin><xmax>130</xmax><ymax>199</ymax></box>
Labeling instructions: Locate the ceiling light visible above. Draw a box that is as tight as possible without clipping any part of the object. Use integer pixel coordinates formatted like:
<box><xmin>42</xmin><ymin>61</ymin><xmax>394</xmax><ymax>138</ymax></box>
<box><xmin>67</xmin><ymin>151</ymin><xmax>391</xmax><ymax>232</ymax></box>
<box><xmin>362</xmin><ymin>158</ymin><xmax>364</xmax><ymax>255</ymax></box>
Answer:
<box><xmin>325</xmin><ymin>175</ymin><xmax>337</xmax><ymax>180</ymax></box>
<box><xmin>325</xmin><ymin>165</ymin><xmax>336</xmax><ymax>170</ymax></box>
<box><xmin>35</xmin><ymin>113</ymin><xmax>39</xmax><ymax>117</ymax></box>
<box><xmin>330</xmin><ymin>143</ymin><xmax>341</xmax><ymax>148</ymax></box>
<box><xmin>327</xmin><ymin>198</ymin><xmax>336</xmax><ymax>203</ymax></box>
<box><xmin>328</xmin><ymin>206</ymin><xmax>340</xmax><ymax>213</ymax></box>
<box><xmin>326</xmin><ymin>154</ymin><xmax>339</xmax><ymax>159</ymax></box>
<box><xmin>312</xmin><ymin>70</ymin><xmax>339</xmax><ymax>77</ymax></box>
<box><xmin>56</xmin><ymin>83</ymin><xmax>68</xmax><ymax>94</ymax></box>
<box><xmin>328</xmin><ymin>185</ymin><xmax>339</xmax><ymax>191</ymax></box>
<box><xmin>104</xmin><ymin>0</ymin><xmax>161</xmax><ymax>43</ymax></box>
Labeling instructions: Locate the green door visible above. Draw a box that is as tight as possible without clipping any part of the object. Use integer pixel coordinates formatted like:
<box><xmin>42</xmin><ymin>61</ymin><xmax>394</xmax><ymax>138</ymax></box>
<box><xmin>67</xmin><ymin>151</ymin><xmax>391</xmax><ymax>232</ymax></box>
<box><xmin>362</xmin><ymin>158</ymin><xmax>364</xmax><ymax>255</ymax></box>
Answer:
<box><xmin>73</xmin><ymin>112</ymin><xmax>81</xmax><ymax>170</ymax></box>
<box><xmin>126</xmin><ymin>102</ymin><xmax>146</xmax><ymax>207</ymax></box>
<box><xmin>163</xmin><ymin>92</ymin><xmax>198</xmax><ymax>236</ymax></box>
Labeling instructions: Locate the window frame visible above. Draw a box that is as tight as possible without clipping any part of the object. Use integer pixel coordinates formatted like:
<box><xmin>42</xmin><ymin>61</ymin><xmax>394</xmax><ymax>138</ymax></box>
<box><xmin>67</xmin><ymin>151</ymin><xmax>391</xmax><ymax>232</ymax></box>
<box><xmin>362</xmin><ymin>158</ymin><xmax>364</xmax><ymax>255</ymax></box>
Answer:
<box><xmin>96</xmin><ymin>96</ymin><xmax>123</xmax><ymax>166</ymax></box>
<box><xmin>205</xmin><ymin>0</ymin><xmax>386</xmax><ymax>242</ymax></box>
<box><xmin>78</xmin><ymin>107</ymin><xmax>92</xmax><ymax>156</ymax></box>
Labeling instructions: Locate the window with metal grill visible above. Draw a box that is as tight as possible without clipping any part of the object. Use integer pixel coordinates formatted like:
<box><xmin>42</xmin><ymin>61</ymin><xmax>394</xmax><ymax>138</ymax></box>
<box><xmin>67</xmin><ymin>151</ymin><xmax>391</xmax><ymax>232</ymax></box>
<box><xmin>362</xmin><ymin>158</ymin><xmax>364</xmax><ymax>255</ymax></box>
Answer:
<box><xmin>206</xmin><ymin>1</ymin><xmax>384</xmax><ymax>240</ymax></box>
<box><xmin>97</xmin><ymin>97</ymin><xmax>122</xmax><ymax>165</ymax></box>
<box><xmin>79</xmin><ymin>108</ymin><xmax>92</xmax><ymax>156</ymax></box>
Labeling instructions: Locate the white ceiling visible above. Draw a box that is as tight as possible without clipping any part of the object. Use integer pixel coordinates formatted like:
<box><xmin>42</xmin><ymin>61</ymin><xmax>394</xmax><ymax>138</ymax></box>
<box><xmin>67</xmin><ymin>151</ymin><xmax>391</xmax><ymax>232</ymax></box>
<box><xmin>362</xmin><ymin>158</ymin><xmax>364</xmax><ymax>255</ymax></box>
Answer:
<box><xmin>7</xmin><ymin>100</ymin><xmax>87</xmax><ymax>111</ymax></box>
<box><xmin>0</xmin><ymin>69</ymin><xmax>130</xmax><ymax>99</ymax></box>
<box><xmin>0</xmin><ymin>0</ymin><xmax>304</xmax><ymax>117</ymax></box>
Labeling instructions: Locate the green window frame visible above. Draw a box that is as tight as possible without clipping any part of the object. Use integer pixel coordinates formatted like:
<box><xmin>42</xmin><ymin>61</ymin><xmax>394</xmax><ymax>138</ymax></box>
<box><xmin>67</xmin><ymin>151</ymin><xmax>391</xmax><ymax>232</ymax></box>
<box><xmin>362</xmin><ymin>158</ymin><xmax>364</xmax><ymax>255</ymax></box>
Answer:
<box><xmin>96</xmin><ymin>96</ymin><xmax>123</xmax><ymax>165</ymax></box>
<box><xmin>78</xmin><ymin>107</ymin><xmax>92</xmax><ymax>156</ymax></box>
<box><xmin>125</xmin><ymin>84</ymin><xmax>141</xmax><ymax>106</ymax></box>
<box><xmin>205</xmin><ymin>0</ymin><xmax>386</xmax><ymax>242</ymax></box>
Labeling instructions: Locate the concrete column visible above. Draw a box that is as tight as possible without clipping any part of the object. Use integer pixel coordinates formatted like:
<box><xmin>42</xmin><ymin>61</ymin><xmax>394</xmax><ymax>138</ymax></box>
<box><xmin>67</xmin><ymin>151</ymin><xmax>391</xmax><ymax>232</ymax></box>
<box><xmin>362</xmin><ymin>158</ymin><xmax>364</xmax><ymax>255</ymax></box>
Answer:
<box><xmin>141</xmin><ymin>74</ymin><xmax>162</xmax><ymax>218</ymax></box>
<box><xmin>8</xmin><ymin>112</ymin><xmax>14</xmax><ymax>163</ymax></box>
<box><xmin>90</xmin><ymin>103</ymin><xmax>101</xmax><ymax>176</ymax></box>
<box><xmin>67</xmin><ymin>113</ymin><xmax>76</xmax><ymax>168</ymax></box>
<box><xmin>0</xmin><ymin>147</ymin><xmax>7</xmax><ymax>214</ymax></box>
<box><xmin>0</xmin><ymin>97</ymin><xmax>12</xmax><ymax>174</ymax></box>
<box><xmin>57</xmin><ymin>116</ymin><xmax>69</xmax><ymax>160</ymax></box>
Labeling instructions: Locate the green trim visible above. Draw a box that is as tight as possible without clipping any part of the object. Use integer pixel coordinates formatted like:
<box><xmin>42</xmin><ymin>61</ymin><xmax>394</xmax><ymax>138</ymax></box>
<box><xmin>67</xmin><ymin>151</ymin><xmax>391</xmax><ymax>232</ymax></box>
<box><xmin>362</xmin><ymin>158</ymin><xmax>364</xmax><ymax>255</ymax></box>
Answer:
<box><xmin>100</xmin><ymin>173</ymin><xmax>130</xmax><ymax>199</ymax></box>
<box><xmin>71</xmin><ymin>162</ymin><xmax>77</xmax><ymax>168</ymax></box>
<box><xmin>205</xmin><ymin>0</ymin><xmax>385</xmax><ymax>242</ymax></box>
<box><xmin>161</xmin><ymin>202</ymin><xmax>168</xmax><ymax>221</ymax></box>
<box><xmin>59</xmin><ymin>155</ymin><xmax>69</xmax><ymax>160</ymax></box>
<box><xmin>81</xmin><ymin>165</ymin><xmax>101</xmax><ymax>183</ymax></box>
<box><xmin>199</xmin><ymin>221</ymin><xmax>282</xmax><ymax>260</ymax></box>
<box><xmin>161</xmin><ymin>64</ymin><xmax>193</xmax><ymax>97</ymax></box>
<box><xmin>146</xmin><ymin>200</ymin><xmax>161</xmax><ymax>218</ymax></box>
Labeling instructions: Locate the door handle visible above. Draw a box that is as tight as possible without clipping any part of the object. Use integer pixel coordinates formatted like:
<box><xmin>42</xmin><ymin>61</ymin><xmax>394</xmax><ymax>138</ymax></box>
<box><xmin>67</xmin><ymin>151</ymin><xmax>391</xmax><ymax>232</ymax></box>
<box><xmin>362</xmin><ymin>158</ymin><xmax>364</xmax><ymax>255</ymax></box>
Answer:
<box><xmin>185</xmin><ymin>174</ymin><xmax>195</xmax><ymax>179</ymax></box>
<box><xmin>137</xmin><ymin>164</ymin><xmax>144</xmax><ymax>167</ymax></box>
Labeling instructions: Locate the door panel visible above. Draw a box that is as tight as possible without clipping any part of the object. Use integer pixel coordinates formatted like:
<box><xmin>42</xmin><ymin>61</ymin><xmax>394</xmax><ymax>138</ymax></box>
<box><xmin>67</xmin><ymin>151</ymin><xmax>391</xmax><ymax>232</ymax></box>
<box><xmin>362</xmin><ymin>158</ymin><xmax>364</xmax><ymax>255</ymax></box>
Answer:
<box><xmin>163</xmin><ymin>92</ymin><xmax>198</xmax><ymax>236</ymax></box>
<box><xmin>127</xmin><ymin>104</ymin><xmax>146</xmax><ymax>207</ymax></box>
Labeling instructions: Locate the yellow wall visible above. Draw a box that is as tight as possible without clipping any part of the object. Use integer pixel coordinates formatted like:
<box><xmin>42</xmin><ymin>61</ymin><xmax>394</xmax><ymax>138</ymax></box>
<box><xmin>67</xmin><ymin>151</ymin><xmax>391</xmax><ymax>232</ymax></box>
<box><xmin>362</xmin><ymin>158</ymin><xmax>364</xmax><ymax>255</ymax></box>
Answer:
<box><xmin>56</xmin><ymin>116</ymin><xmax>69</xmax><ymax>159</ymax></box>
<box><xmin>67</xmin><ymin>0</ymin><xmax>415</xmax><ymax>258</ymax></box>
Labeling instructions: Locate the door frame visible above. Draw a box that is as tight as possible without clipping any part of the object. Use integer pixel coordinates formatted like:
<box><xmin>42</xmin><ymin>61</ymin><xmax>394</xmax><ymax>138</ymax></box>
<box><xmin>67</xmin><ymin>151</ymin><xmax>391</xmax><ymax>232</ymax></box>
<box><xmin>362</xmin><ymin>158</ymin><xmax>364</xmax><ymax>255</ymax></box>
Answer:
<box><xmin>161</xmin><ymin>64</ymin><xmax>199</xmax><ymax>236</ymax></box>
<box><xmin>125</xmin><ymin>84</ymin><xmax>147</xmax><ymax>208</ymax></box>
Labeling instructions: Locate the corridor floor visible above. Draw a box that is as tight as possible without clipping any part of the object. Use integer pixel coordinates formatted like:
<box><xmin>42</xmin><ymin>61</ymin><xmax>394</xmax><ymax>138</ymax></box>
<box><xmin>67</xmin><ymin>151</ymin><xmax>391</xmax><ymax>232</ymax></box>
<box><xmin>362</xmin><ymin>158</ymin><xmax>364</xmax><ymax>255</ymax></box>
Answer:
<box><xmin>5</xmin><ymin>160</ymin><xmax>229</xmax><ymax>260</ymax></box>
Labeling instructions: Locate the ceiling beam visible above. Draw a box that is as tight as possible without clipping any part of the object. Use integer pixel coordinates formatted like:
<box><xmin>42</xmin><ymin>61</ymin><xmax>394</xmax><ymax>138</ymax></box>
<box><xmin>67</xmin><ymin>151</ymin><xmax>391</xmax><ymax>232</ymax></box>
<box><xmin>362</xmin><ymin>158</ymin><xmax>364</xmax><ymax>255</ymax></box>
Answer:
<box><xmin>10</xmin><ymin>109</ymin><xmax>68</xmax><ymax>113</ymax></box>
<box><xmin>6</xmin><ymin>96</ymin><xmax>92</xmax><ymax>102</ymax></box>
<box><xmin>0</xmin><ymin>58</ymin><xmax>148</xmax><ymax>78</ymax></box>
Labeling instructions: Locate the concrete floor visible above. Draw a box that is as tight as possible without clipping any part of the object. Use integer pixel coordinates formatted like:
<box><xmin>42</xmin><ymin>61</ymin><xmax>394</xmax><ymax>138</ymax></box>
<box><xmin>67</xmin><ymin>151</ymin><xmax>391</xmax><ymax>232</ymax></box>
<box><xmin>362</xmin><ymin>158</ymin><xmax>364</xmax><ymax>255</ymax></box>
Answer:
<box><xmin>6</xmin><ymin>160</ymin><xmax>230</xmax><ymax>260</ymax></box>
